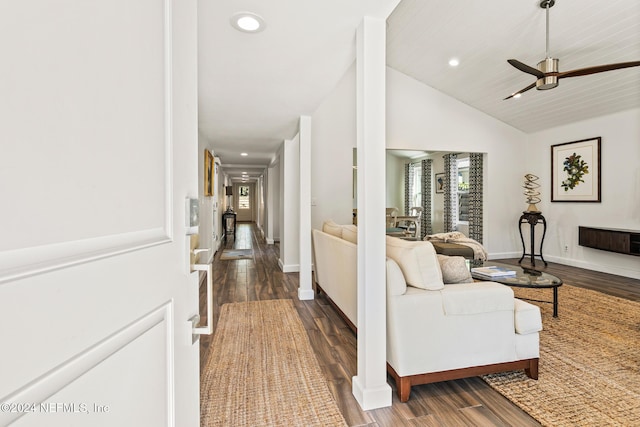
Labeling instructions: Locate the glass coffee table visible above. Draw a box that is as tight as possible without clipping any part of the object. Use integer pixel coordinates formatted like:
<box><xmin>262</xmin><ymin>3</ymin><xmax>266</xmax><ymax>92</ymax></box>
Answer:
<box><xmin>469</xmin><ymin>261</ymin><xmax>563</xmax><ymax>317</ymax></box>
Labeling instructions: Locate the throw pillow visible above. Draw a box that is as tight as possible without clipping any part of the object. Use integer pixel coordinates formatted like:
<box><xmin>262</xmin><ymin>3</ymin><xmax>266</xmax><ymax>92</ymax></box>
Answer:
<box><xmin>322</xmin><ymin>220</ymin><xmax>343</xmax><ymax>238</ymax></box>
<box><xmin>437</xmin><ymin>254</ymin><xmax>473</xmax><ymax>284</ymax></box>
<box><xmin>341</xmin><ymin>225</ymin><xmax>358</xmax><ymax>244</ymax></box>
<box><xmin>385</xmin><ymin>236</ymin><xmax>444</xmax><ymax>290</ymax></box>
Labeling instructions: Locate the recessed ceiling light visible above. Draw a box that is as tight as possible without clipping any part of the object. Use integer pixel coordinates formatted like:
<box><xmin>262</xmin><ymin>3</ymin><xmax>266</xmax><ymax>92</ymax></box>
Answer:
<box><xmin>230</xmin><ymin>12</ymin><xmax>265</xmax><ymax>33</ymax></box>
<box><xmin>448</xmin><ymin>58</ymin><xmax>460</xmax><ymax>67</ymax></box>
<box><xmin>240</xmin><ymin>152</ymin><xmax>248</xmax><ymax>156</ymax></box>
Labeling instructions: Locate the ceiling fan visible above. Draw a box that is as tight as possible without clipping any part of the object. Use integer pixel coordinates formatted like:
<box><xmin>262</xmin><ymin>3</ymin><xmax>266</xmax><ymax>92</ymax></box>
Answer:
<box><xmin>504</xmin><ymin>0</ymin><xmax>640</xmax><ymax>100</ymax></box>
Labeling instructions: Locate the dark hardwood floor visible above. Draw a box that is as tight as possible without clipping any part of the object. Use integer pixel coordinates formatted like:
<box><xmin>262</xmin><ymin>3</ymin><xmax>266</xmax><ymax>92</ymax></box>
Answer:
<box><xmin>200</xmin><ymin>223</ymin><xmax>640</xmax><ymax>426</ymax></box>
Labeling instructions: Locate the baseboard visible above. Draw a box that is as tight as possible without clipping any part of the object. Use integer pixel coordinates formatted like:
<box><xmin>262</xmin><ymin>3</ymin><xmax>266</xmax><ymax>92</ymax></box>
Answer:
<box><xmin>352</xmin><ymin>375</ymin><xmax>392</xmax><ymax>410</ymax></box>
<box><xmin>545</xmin><ymin>255</ymin><xmax>640</xmax><ymax>280</ymax></box>
<box><xmin>488</xmin><ymin>251</ymin><xmax>521</xmax><ymax>260</ymax></box>
<box><xmin>298</xmin><ymin>288</ymin><xmax>314</xmax><ymax>301</ymax></box>
<box><xmin>278</xmin><ymin>259</ymin><xmax>299</xmax><ymax>273</ymax></box>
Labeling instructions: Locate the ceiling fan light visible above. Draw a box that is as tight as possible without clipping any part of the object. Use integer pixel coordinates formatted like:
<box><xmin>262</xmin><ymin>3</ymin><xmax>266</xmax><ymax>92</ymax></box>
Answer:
<box><xmin>536</xmin><ymin>76</ymin><xmax>558</xmax><ymax>90</ymax></box>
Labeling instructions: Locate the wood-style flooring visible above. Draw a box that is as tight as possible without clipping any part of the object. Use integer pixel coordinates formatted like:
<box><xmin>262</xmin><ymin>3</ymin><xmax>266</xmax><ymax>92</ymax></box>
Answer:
<box><xmin>200</xmin><ymin>223</ymin><xmax>640</xmax><ymax>426</ymax></box>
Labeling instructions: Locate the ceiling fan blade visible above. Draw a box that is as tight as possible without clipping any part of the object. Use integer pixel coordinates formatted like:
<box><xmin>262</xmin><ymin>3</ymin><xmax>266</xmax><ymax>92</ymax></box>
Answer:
<box><xmin>508</xmin><ymin>59</ymin><xmax>545</xmax><ymax>79</ymax></box>
<box><xmin>503</xmin><ymin>82</ymin><xmax>537</xmax><ymax>100</ymax></box>
<box><xmin>558</xmin><ymin>61</ymin><xmax>640</xmax><ymax>78</ymax></box>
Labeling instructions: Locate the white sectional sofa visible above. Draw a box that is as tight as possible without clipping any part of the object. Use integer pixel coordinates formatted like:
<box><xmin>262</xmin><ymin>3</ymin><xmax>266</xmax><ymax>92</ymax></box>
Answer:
<box><xmin>312</xmin><ymin>221</ymin><xmax>542</xmax><ymax>402</ymax></box>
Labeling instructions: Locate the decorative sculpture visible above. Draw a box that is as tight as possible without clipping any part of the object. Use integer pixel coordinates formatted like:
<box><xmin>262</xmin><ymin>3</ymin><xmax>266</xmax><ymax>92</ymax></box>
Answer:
<box><xmin>523</xmin><ymin>173</ymin><xmax>541</xmax><ymax>213</ymax></box>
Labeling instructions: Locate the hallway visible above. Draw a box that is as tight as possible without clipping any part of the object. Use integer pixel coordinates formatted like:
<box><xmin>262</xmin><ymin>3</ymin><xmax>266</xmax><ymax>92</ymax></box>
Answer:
<box><xmin>198</xmin><ymin>223</ymin><xmax>540</xmax><ymax>426</ymax></box>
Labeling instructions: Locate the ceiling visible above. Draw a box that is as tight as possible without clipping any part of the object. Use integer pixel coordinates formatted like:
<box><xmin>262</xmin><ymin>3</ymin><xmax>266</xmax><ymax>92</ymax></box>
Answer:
<box><xmin>199</xmin><ymin>0</ymin><xmax>640</xmax><ymax>181</ymax></box>
<box><xmin>387</xmin><ymin>0</ymin><xmax>640</xmax><ymax>134</ymax></box>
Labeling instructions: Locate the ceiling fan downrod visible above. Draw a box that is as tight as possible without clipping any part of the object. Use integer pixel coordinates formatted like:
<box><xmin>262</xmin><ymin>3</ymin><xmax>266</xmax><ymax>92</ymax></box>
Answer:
<box><xmin>537</xmin><ymin>0</ymin><xmax>558</xmax><ymax>90</ymax></box>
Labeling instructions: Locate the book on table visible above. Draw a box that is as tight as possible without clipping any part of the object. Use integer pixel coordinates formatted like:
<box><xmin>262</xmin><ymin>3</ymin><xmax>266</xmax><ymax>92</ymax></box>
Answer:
<box><xmin>471</xmin><ymin>266</ymin><xmax>517</xmax><ymax>278</ymax></box>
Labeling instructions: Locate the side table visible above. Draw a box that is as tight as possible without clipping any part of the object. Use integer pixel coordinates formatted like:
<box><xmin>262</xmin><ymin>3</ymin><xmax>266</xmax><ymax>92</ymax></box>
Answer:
<box><xmin>518</xmin><ymin>211</ymin><xmax>547</xmax><ymax>266</ymax></box>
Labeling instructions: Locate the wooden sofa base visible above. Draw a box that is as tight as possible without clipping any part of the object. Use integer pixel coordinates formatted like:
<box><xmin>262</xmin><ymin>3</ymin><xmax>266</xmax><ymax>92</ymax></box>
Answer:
<box><xmin>387</xmin><ymin>358</ymin><xmax>539</xmax><ymax>402</ymax></box>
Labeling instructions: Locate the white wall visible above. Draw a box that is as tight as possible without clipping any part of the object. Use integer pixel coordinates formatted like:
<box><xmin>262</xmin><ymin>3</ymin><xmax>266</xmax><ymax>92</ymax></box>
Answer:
<box><xmin>279</xmin><ymin>135</ymin><xmax>300</xmax><ymax>271</ymax></box>
<box><xmin>385</xmin><ymin>153</ymin><xmax>405</xmax><ymax>212</ymax></box>
<box><xmin>197</xmin><ymin>134</ymin><xmax>222</xmax><ymax>259</ymax></box>
<box><xmin>311</xmin><ymin>64</ymin><xmax>357</xmax><ymax>230</ymax></box>
<box><xmin>313</xmin><ymin>64</ymin><xmax>640</xmax><ymax>279</ymax></box>
<box><xmin>265</xmin><ymin>161</ymin><xmax>281</xmax><ymax>243</ymax></box>
<box><xmin>386</xmin><ymin>67</ymin><xmax>529</xmax><ymax>256</ymax></box>
<box><xmin>526</xmin><ymin>108</ymin><xmax>640</xmax><ymax>279</ymax></box>
<box><xmin>430</xmin><ymin>154</ymin><xmax>446</xmax><ymax>233</ymax></box>
<box><xmin>312</xmin><ymin>65</ymin><xmax>528</xmax><ymax>254</ymax></box>
<box><xmin>255</xmin><ymin>175</ymin><xmax>265</xmax><ymax>237</ymax></box>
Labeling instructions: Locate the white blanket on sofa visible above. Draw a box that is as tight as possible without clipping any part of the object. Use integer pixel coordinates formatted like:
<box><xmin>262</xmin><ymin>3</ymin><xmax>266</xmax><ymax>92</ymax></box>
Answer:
<box><xmin>425</xmin><ymin>232</ymin><xmax>488</xmax><ymax>261</ymax></box>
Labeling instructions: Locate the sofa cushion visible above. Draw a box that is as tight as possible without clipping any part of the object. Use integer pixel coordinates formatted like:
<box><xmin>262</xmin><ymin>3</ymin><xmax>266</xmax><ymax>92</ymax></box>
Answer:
<box><xmin>441</xmin><ymin>282</ymin><xmax>514</xmax><ymax>315</ymax></box>
<box><xmin>385</xmin><ymin>237</ymin><xmax>444</xmax><ymax>290</ymax></box>
<box><xmin>514</xmin><ymin>299</ymin><xmax>543</xmax><ymax>334</ymax></box>
<box><xmin>341</xmin><ymin>225</ymin><xmax>358</xmax><ymax>244</ymax></box>
<box><xmin>386</xmin><ymin>258</ymin><xmax>407</xmax><ymax>296</ymax></box>
<box><xmin>322</xmin><ymin>220</ymin><xmax>343</xmax><ymax>238</ymax></box>
<box><xmin>437</xmin><ymin>254</ymin><xmax>473</xmax><ymax>284</ymax></box>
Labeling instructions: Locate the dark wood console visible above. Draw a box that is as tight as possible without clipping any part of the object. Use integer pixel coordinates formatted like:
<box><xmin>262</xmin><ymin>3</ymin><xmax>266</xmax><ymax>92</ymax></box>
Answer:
<box><xmin>578</xmin><ymin>226</ymin><xmax>640</xmax><ymax>256</ymax></box>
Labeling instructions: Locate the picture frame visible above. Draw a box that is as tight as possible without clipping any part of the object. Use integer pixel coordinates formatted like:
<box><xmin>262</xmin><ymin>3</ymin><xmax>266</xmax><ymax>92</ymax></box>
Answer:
<box><xmin>551</xmin><ymin>137</ymin><xmax>601</xmax><ymax>202</ymax></box>
<box><xmin>435</xmin><ymin>173</ymin><xmax>445</xmax><ymax>194</ymax></box>
<box><xmin>204</xmin><ymin>150</ymin><xmax>214</xmax><ymax>196</ymax></box>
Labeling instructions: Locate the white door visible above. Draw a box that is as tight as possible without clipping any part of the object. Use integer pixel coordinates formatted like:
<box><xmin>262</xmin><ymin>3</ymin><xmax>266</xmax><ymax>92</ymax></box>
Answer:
<box><xmin>235</xmin><ymin>184</ymin><xmax>254</xmax><ymax>222</ymax></box>
<box><xmin>0</xmin><ymin>0</ymin><xmax>200</xmax><ymax>426</ymax></box>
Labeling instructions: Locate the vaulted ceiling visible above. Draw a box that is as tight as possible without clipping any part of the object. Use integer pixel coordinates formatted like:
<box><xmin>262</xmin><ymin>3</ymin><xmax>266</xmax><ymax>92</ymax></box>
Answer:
<box><xmin>387</xmin><ymin>0</ymin><xmax>640</xmax><ymax>134</ymax></box>
<box><xmin>199</xmin><ymin>0</ymin><xmax>640</xmax><ymax>180</ymax></box>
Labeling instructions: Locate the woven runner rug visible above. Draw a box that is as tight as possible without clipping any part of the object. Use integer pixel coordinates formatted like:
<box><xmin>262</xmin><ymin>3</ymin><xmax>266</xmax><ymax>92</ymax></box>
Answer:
<box><xmin>200</xmin><ymin>299</ymin><xmax>347</xmax><ymax>427</ymax></box>
<box><xmin>483</xmin><ymin>284</ymin><xmax>640</xmax><ymax>426</ymax></box>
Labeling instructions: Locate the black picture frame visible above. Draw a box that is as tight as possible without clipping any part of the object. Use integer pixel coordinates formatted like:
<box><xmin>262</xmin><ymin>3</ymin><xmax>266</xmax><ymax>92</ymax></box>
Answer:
<box><xmin>551</xmin><ymin>137</ymin><xmax>601</xmax><ymax>202</ymax></box>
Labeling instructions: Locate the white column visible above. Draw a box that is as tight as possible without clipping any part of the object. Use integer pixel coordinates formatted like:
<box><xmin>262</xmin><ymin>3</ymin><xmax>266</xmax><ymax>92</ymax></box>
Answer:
<box><xmin>265</xmin><ymin>166</ymin><xmax>276</xmax><ymax>244</ymax></box>
<box><xmin>352</xmin><ymin>16</ymin><xmax>391</xmax><ymax>410</ymax></box>
<box><xmin>279</xmin><ymin>137</ymin><xmax>300</xmax><ymax>273</ymax></box>
<box><xmin>298</xmin><ymin>116</ymin><xmax>314</xmax><ymax>300</ymax></box>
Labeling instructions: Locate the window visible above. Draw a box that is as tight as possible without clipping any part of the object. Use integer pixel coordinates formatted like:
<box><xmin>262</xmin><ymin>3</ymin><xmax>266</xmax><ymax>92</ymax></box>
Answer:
<box><xmin>457</xmin><ymin>158</ymin><xmax>469</xmax><ymax>223</ymax></box>
<box><xmin>238</xmin><ymin>185</ymin><xmax>250</xmax><ymax>209</ymax></box>
<box><xmin>410</xmin><ymin>163</ymin><xmax>422</xmax><ymax>208</ymax></box>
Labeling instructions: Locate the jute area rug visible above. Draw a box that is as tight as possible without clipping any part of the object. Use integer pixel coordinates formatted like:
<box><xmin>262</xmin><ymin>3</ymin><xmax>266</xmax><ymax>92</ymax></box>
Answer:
<box><xmin>200</xmin><ymin>299</ymin><xmax>347</xmax><ymax>427</ymax></box>
<box><xmin>483</xmin><ymin>284</ymin><xmax>640</xmax><ymax>426</ymax></box>
<box><xmin>219</xmin><ymin>249</ymin><xmax>253</xmax><ymax>260</ymax></box>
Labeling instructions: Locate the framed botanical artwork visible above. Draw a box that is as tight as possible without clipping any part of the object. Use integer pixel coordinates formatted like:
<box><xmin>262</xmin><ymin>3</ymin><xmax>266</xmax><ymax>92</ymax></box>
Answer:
<box><xmin>551</xmin><ymin>137</ymin><xmax>601</xmax><ymax>202</ymax></box>
<box><xmin>435</xmin><ymin>173</ymin><xmax>445</xmax><ymax>194</ymax></box>
<box><xmin>204</xmin><ymin>149</ymin><xmax>214</xmax><ymax>196</ymax></box>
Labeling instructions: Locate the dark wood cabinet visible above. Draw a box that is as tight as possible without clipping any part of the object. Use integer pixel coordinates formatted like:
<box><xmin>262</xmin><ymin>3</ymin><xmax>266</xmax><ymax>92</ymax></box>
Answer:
<box><xmin>222</xmin><ymin>211</ymin><xmax>236</xmax><ymax>242</ymax></box>
<box><xmin>578</xmin><ymin>226</ymin><xmax>640</xmax><ymax>256</ymax></box>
